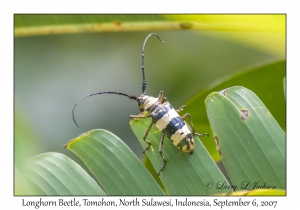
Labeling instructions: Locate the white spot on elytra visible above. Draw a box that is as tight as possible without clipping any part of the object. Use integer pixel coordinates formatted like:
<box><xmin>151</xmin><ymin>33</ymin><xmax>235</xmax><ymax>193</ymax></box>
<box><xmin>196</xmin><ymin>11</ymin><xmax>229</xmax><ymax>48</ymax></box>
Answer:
<box><xmin>170</xmin><ymin>124</ymin><xmax>190</xmax><ymax>145</ymax></box>
<box><xmin>155</xmin><ymin>108</ymin><xmax>177</xmax><ymax>130</ymax></box>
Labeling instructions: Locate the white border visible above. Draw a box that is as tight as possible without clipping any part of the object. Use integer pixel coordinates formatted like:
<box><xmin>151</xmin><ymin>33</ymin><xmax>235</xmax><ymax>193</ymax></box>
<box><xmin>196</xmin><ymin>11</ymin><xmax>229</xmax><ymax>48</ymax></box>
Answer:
<box><xmin>2</xmin><ymin>0</ymin><xmax>298</xmax><ymax>209</ymax></box>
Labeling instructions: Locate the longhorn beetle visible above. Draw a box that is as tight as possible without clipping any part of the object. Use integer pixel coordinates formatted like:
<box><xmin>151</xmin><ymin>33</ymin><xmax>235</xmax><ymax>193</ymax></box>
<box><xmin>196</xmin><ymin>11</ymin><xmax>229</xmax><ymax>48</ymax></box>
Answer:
<box><xmin>72</xmin><ymin>33</ymin><xmax>209</xmax><ymax>175</ymax></box>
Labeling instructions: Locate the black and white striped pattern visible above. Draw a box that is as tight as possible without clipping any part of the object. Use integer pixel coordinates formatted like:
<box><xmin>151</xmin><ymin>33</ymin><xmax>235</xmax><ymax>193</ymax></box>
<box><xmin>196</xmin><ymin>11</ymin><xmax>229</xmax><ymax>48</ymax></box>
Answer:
<box><xmin>150</xmin><ymin>102</ymin><xmax>194</xmax><ymax>153</ymax></box>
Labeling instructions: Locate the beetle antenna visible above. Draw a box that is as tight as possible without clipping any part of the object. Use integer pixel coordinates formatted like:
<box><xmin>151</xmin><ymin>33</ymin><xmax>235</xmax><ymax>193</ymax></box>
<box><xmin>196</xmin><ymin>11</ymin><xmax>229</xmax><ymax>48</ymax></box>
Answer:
<box><xmin>72</xmin><ymin>91</ymin><xmax>137</xmax><ymax>128</ymax></box>
<box><xmin>142</xmin><ymin>33</ymin><xmax>164</xmax><ymax>95</ymax></box>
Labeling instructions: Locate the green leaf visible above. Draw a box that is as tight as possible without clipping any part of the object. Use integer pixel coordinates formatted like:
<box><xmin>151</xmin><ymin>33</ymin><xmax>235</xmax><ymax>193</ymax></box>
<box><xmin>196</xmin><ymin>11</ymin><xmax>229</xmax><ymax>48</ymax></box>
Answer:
<box><xmin>205</xmin><ymin>86</ymin><xmax>286</xmax><ymax>190</ymax></box>
<box><xmin>65</xmin><ymin>129</ymin><xmax>164</xmax><ymax>195</ymax></box>
<box><xmin>217</xmin><ymin>189</ymin><xmax>285</xmax><ymax>196</ymax></box>
<box><xmin>185</xmin><ymin>60</ymin><xmax>286</xmax><ymax>161</ymax></box>
<box><xmin>15</xmin><ymin>100</ymin><xmax>45</xmax><ymax>195</ymax></box>
<box><xmin>15</xmin><ymin>14</ymin><xmax>284</xmax><ymax>37</ymax></box>
<box><xmin>130</xmin><ymin>118</ymin><xmax>231</xmax><ymax>195</ymax></box>
<box><xmin>24</xmin><ymin>152</ymin><xmax>105</xmax><ymax>195</ymax></box>
<box><xmin>143</xmin><ymin>155</ymin><xmax>167</xmax><ymax>194</ymax></box>
<box><xmin>283</xmin><ymin>77</ymin><xmax>286</xmax><ymax>100</ymax></box>
<box><xmin>245</xmin><ymin>189</ymin><xmax>286</xmax><ymax>196</ymax></box>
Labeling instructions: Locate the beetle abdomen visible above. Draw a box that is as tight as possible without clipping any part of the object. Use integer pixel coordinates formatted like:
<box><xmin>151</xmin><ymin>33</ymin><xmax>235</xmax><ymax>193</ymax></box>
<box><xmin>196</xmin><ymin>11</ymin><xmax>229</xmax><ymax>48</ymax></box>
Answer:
<box><xmin>150</xmin><ymin>103</ymin><xmax>194</xmax><ymax>153</ymax></box>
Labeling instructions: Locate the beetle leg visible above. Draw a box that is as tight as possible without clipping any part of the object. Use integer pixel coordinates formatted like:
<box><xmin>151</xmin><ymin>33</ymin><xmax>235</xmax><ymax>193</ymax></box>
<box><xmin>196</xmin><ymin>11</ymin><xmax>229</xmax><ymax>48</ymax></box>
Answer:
<box><xmin>161</xmin><ymin>97</ymin><xmax>168</xmax><ymax>103</ymax></box>
<box><xmin>142</xmin><ymin>122</ymin><xmax>153</xmax><ymax>153</ymax></box>
<box><xmin>157</xmin><ymin>133</ymin><xmax>166</xmax><ymax>176</ymax></box>
<box><xmin>157</xmin><ymin>91</ymin><xmax>164</xmax><ymax>101</ymax></box>
<box><xmin>176</xmin><ymin>105</ymin><xmax>186</xmax><ymax>113</ymax></box>
<box><xmin>181</xmin><ymin>113</ymin><xmax>209</xmax><ymax>137</ymax></box>
<box><xmin>129</xmin><ymin>112</ymin><xmax>150</xmax><ymax>120</ymax></box>
<box><xmin>157</xmin><ymin>91</ymin><xmax>168</xmax><ymax>103</ymax></box>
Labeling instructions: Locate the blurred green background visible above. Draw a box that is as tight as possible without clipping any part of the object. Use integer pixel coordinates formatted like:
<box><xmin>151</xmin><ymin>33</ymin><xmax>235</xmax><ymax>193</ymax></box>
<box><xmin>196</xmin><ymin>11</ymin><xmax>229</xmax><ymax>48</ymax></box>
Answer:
<box><xmin>14</xmin><ymin>15</ymin><xmax>285</xmax><ymax>194</ymax></box>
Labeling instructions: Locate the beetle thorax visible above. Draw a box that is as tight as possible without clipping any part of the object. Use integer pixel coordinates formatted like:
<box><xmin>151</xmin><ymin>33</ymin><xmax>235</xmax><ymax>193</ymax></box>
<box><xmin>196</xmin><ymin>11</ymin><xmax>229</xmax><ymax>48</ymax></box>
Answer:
<box><xmin>137</xmin><ymin>95</ymin><xmax>160</xmax><ymax>112</ymax></box>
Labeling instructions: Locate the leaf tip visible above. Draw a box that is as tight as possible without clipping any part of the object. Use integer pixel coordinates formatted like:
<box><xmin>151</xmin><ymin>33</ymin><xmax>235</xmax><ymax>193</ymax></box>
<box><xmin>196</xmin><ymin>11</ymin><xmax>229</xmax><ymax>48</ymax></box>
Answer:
<box><xmin>63</xmin><ymin>138</ymin><xmax>77</xmax><ymax>149</ymax></box>
<box><xmin>220</xmin><ymin>88</ymin><xmax>230</xmax><ymax>96</ymax></box>
<box><xmin>205</xmin><ymin>92</ymin><xmax>218</xmax><ymax>103</ymax></box>
<box><xmin>63</xmin><ymin>131</ymin><xmax>91</xmax><ymax>149</ymax></box>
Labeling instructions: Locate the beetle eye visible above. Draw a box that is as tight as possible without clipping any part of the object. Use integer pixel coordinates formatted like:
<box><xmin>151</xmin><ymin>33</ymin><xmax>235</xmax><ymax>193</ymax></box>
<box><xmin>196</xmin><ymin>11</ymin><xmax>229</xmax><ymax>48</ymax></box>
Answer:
<box><xmin>137</xmin><ymin>98</ymin><xmax>142</xmax><ymax>106</ymax></box>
